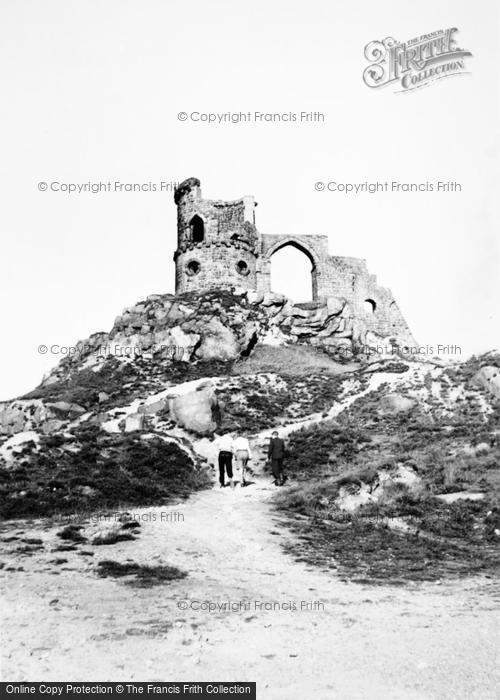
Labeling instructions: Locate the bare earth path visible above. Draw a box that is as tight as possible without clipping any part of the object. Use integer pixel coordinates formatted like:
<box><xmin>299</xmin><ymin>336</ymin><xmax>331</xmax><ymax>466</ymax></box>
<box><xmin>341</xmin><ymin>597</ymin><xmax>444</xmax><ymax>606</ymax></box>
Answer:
<box><xmin>1</xmin><ymin>480</ymin><xmax>499</xmax><ymax>699</ymax></box>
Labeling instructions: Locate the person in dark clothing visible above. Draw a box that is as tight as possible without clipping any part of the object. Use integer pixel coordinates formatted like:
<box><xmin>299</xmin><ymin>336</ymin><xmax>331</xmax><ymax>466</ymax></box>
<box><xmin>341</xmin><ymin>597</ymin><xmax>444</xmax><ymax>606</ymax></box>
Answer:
<box><xmin>217</xmin><ymin>433</ymin><xmax>234</xmax><ymax>487</ymax></box>
<box><xmin>267</xmin><ymin>430</ymin><xmax>286</xmax><ymax>485</ymax></box>
<box><xmin>218</xmin><ymin>451</ymin><xmax>233</xmax><ymax>487</ymax></box>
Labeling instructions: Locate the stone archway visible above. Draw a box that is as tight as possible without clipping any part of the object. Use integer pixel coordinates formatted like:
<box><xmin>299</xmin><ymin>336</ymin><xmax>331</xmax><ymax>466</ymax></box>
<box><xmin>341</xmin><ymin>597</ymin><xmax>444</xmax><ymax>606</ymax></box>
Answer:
<box><xmin>260</xmin><ymin>236</ymin><xmax>321</xmax><ymax>300</ymax></box>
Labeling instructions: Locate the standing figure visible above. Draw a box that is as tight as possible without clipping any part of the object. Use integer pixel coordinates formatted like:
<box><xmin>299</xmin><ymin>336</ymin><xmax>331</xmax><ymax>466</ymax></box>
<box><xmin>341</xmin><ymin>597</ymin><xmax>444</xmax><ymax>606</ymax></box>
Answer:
<box><xmin>233</xmin><ymin>434</ymin><xmax>252</xmax><ymax>486</ymax></box>
<box><xmin>217</xmin><ymin>433</ymin><xmax>234</xmax><ymax>488</ymax></box>
<box><xmin>267</xmin><ymin>430</ymin><xmax>286</xmax><ymax>486</ymax></box>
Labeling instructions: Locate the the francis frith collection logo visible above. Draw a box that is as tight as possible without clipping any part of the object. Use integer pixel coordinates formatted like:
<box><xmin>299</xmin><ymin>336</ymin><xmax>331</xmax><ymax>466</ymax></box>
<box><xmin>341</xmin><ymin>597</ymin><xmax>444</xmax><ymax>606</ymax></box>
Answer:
<box><xmin>363</xmin><ymin>28</ymin><xmax>472</xmax><ymax>92</ymax></box>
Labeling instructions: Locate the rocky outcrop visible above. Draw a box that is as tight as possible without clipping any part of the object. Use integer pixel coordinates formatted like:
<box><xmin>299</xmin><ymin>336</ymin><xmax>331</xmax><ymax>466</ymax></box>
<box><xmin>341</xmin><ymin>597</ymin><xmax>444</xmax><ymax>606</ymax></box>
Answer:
<box><xmin>39</xmin><ymin>289</ymin><xmax>394</xmax><ymax>387</ymax></box>
<box><xmin>0</xmin><ymin>289</ymin><xmax>414</xmax><ymax>439</ymax></box>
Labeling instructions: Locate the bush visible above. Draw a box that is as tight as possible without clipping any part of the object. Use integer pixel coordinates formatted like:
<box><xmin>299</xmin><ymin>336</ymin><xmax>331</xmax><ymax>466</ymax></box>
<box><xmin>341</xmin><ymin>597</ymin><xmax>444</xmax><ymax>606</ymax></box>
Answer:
<box><xmin>0</xmin><ymin>427</ymin><xmax>211</xmax><ymax>519</ymax></box>
<box><xmin>96</xmin><ymin>560</ymin><xmax>187</xmax><ymax>587</ymax></box>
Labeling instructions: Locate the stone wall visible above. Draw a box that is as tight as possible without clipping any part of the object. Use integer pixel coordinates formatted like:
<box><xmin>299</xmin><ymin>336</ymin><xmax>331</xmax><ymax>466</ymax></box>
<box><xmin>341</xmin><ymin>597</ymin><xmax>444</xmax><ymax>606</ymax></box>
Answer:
<box><xmin>174</xmin><ymin>178</ymin><xmax>259</xmax><ymax>294</ymax></box>
<box><xmin>175</xmin><ymin>242</ymin><xmax>258</xmax><ymax>294</ymax></box>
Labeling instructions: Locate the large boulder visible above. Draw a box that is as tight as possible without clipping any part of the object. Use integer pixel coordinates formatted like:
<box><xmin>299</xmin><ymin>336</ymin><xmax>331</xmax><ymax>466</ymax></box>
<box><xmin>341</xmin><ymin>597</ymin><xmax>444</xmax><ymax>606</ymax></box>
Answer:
<box><xmin>472</xmin><ymin>366</ymin><xmax>500</xmax><ymax>399</ymax></box>
<box><xmin>167</xmin><ymin>382</ymin><xmax>219</xmax><ymax>435</ymax></box>
<box><xmin>0</xmin><ymin>431</ymin><xmax>40</xmax><ymax>463</ymax></box>
<box><xmin>124</xmin><ymin>413</ymin><xmax>145</xmax><ymax>432</ymax></box>
<box><xmin>378</xmin><ymin>393</ymin><xmax>416</xmax><ymax>414</ymax></box>
<box><xmin>0</xmin><ymin>400</ymin><xmax>54</xmax><ymax>436</ymax></box>
<box><xmin>0</xmin><ymin>404</ymin><xmax>27</xmax><ymax>435</ymax></box>
<box><xmin>47</xmin><ymin>401</ymin><xmax>86</xmax><ymax>417</ymax></box>
<box><xmin>41</xmin><ymin>419</ymin><xmax>66</xmax><ymax>435</ymax></box>
<box><xmin>192</xmin><ymin>318</ymin><xmax>240</xmax><ymax>361</ymax></box>
<box><xmin>153</xmin><ymin>326</ymin><xmax>200</xmax><ymax>361</ymax></box>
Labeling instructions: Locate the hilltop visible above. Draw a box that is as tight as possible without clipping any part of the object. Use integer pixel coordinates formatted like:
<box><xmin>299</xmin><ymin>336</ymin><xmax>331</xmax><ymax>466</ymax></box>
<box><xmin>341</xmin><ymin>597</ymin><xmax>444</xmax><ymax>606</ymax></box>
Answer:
<box><xmin>0</xmin><ymin>288</ymin><xmax>499</xmax><ymax>582</ymax></box>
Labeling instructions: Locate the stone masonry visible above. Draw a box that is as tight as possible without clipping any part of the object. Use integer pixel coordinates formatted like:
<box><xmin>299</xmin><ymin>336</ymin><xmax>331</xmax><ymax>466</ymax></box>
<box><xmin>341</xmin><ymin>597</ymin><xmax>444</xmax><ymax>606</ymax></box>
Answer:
<box><xmin>173</xmin><ymin>177</ymin><xmax>414</xmax><ymax>342</ymax></box>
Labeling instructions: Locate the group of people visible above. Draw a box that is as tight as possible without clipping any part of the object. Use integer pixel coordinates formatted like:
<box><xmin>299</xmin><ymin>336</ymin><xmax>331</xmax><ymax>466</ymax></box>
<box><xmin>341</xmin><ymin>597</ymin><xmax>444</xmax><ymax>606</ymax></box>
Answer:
<box><xmin>217</xmin><ymin>430</ymin><xmax>286</xmax><ymax>488</ymax></box>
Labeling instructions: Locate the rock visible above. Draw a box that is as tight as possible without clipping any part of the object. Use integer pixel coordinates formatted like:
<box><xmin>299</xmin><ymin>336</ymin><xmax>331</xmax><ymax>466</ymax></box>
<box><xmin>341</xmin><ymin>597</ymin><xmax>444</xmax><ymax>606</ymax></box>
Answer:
<box><xmin>378</xmin><ymin>393</ymin><xmax>416</xmax><ymax>414</ymax></box>
<box><xmin>0</xmin><ymin>431</ymin><xmax>40</xmax><ymax>463</ymax></box>
<box><xmin>138</xmin><ymin>399</ymin><xmax>167</xmax><ymax>415</ymax></box>
<box><xmin>474</xmin><ymin>442</ymin><xmax>490</xmax><ymax>454</ymax></box>
<box><xmin>275</xmin><ymin>301</ymin><xmax>293</xmax><ymax>320</ymax></box>
<box><xmin>168</xmin><ymin>383</ymin><xmax>219</xmax><ymax>435</ymax></box>
<box><xmin>247</xmin><ymin>290</ymin><xmax>264</xmax><ymax>305</ymax></box>
<box><xmin>155</xmin><ymin>301</ymin><xmax>186</xmax><ymax>324</ymax></box>
<box><xmin>262</xmin><ymin>292</ymin><xmax>286</xmax><ymax>307</ymax></box>
<box><xmin>167</xmin><ymin>326</ymin><xmax>200</xmax><ymax>361</ymax></box>
<box><xmin>90</xmin><ymin>523</ymin><xmax>135</xmax><ymax>545</ymax></box>
<box><xmin>0</xmin><ymin>405</ymin><xmax>27</xmax><ymax>435</ymax></box>
<box><xmin>41</xmin><ymin>419</ymin><xmax>65</xmax><ymax>435</ymax></box>
<box><xmin>130</xmin><ymin>303</ymin><xmax>146</xmax><ymax>314</ymax></box>
<box><xmin>124</xmin><ymin>413</ymin><xmax>145</xmax><ymax>432</ymax></box>
<box><xmin>378</xmin><ymin>464</ymin><xmax>421</xmax><ymax>490</ymax></box>
<box><xmin>47</xmin><ymin>401</ymin><xmax>86</xmax><ymax>417</ymax></box>
<box><xmin>436</xmin><ymin>492</ymin><xmax>485</xmax><ymax>504</ymax></box>
<box><xmin>472</xmin><ymin>366</ymin><xmax>500</xmax><ymax>398</ymax></box>
<box><xmin>194</xmin><ymin>319</ymin><xmax>240</xmax><ymax>361</ymax></box>
<box><xmin>336</xmin><ymin>483</ymin><xmax>374</xmax><ymax>511</ymax></box>
<box><xmin>41</xmin><ymin>374</ymin><xmax>60</xmax><ymax>386</ymax></box>
<box><xmin>88</xmin><ymin>413</ymin><xmax>110</xmax><ymax>426</ymax></box>
<box><xmin>152</xmin><ymin>327</ymin><xmax>199</xmax><ymax>362</ymax></box>
<box><xmin>74</xmin><ymin>485</ymin><xmax>97</xmax><ymax>497</ymax></box>
<box><xmin>155</xmin><ymin>307</ymin><xmax>170</xmax><ymax>322</ymax></box>
<box><xmin>290</xmin><ymin>306</ymin><xmax>310</xmax><ymax>319</ymax></box>
<box><xmin>0</xmin><ymin>400</ymin><xmax>51</xmax><ymax>435</ymax></box>
<box><xmin>326</xmin><ymin>296</ymin><xmax>346</xmax><ymax>316</ymax></box>
<box><xmin>98</xmin><ymin>392</ymin><xmax>110</xmax><ymax>403</ymax></box>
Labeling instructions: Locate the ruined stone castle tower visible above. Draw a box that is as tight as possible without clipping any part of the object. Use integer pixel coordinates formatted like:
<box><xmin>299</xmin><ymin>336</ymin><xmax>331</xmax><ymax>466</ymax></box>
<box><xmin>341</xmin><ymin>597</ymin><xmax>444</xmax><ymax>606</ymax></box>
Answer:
<box><xmin>173</xmin><ymin>177</ymin><xmax>414</xmax><ymax>341</ymax></box>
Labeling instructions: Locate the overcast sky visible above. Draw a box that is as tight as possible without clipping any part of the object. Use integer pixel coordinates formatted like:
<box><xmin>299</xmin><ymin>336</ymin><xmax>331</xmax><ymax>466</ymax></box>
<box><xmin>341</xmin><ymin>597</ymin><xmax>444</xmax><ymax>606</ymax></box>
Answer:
<box><xmin>0</xmin><ymin>0</ymin><xmax>498</xmax><ymax>400</ymax></box>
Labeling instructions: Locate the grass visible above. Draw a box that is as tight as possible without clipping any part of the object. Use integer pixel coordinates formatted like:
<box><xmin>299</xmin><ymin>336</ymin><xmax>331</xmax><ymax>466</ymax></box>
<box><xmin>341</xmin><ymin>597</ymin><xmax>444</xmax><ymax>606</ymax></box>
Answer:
<box><xmin>21</xmin><ymin>357</ymin><xmax>235</xmax><ymax>412</ymax></box>
<box><xmin>276</xmin><ymin>479</ymin><xmax>500</xmax><ymax>583</ymax></box>
<box><xmin>273</xmin><ymin>362</ymin><xmax>500</xmax><ymax>583</ymax></box>
<box><xmin>281</xmin><ymin>517</ymin><xmax>499</xmax><ymax>584</ymax></box>
<box><xmin>0</xmin><ymin>424</ymin><xmax>211</xmax><ymax>519</ymax></box>
<box><xmin>57</xmin><ymin>524</ymin><xmax>86</xmax><ymax>542</ymax></box>
<box><xmin>96</xmin><ymin>559</ymin><xmax>187</xmax><ymax>587</ymax></box>
<box><xmin>233</xmin><ymin>344</ymin><xmax>355</xmax><ymax>376</ymax></box>
<box><xmin>216</xmin><ymin>373</ymin><xmax>350</xmax><ymax>433</ymax></box>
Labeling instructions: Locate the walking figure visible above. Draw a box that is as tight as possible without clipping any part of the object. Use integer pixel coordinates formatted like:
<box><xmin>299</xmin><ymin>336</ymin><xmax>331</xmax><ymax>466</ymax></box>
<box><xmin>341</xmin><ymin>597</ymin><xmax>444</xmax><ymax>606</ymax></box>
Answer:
<box><xmin>217</xmin><ymin>433</ymin><xmax>234</xmax><ymax>488</ymax></box>
<box><xmin>233</xmin><ymin>434</ymin><xmax>252</xmax><ymax>486</ymax></box>
<box><xmin>267</xmin><ymin>430</ymin><xmax>286</xmax><ymax>486</ymax></box>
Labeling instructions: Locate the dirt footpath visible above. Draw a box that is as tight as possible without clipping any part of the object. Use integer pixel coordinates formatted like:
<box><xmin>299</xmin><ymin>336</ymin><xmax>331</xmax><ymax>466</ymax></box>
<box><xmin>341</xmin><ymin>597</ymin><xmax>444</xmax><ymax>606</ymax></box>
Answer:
<box><xmin>1</xmin><ymin>481</ymin><xmax>499</xmax><ymax>699</ymax></box>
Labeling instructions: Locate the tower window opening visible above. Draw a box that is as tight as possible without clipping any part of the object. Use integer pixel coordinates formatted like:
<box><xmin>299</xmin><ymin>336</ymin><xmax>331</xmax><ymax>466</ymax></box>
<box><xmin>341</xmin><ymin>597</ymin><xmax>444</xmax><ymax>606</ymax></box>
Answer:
<box><xmin>186</xmin><ymin>260</ymin><xmax>201</xmax><ymax>276</ymax></box>
<box><xmin>236</xmin><ymin>260</ymin><xmax>249</xmax><ymax>276</ymax></box>
<box><xmin>190</xmin><ymin>215</ymin><xmax>205</xmax><ymax>243</ymax></box>
<box><xmin>364</xmin><ymin>298</ymin><xmax>377</xmax><ymax>314</ymax></box>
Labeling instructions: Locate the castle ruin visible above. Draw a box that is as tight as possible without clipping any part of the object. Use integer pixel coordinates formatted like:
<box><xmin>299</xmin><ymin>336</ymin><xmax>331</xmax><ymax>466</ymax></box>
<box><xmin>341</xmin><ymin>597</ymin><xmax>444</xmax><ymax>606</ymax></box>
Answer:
<box><xmin>173</xmin><ymin>177</ymin><xmax>413</xmax><ymax>341</ymax></box>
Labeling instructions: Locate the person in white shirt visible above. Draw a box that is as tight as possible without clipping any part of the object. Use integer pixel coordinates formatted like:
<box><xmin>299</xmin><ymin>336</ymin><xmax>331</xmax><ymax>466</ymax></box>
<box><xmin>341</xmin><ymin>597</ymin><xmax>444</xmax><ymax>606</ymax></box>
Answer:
<box><xmin>217</xmin><ymin>433</ymin><xmax>234</xmax><ymax>488</ymax></box>
<box><xmin>232</xmin><ymin>435</ymin><xmax>252</xmax><ymax>486</ymax></box>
